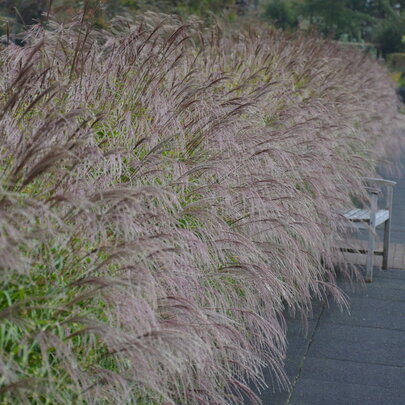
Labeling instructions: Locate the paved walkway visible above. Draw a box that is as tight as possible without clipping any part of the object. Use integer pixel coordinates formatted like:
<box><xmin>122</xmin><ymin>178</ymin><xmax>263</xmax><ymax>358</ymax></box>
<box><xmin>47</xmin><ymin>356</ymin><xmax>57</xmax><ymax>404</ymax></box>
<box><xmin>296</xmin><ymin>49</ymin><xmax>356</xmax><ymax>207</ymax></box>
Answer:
<box><xmin>254</xmin><ymin>268</ymin><xmax>405</xmax><ymax>405</ymax></box>
<box><xmin>247</xmin><ymin>157</ymin><xmax>405</xmax><ymax>405</ymax></box>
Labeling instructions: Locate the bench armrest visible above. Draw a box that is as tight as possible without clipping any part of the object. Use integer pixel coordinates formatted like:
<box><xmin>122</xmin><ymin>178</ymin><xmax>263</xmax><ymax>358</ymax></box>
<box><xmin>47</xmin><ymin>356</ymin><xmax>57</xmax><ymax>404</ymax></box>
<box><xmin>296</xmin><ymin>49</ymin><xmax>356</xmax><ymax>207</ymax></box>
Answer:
<box><xmin>364</xmin><ymin>186</ymin><xmax>381</xmax><ymax>195</ymax></box>
<box><xmin>362</xmin><ymin>177</ymin><xmax>395</xmax><ymax>211</ymax></box>
<box><xmin>361</xmin><ymin>177</ymin><xmax>397</xmax><ymax>187</ymax></box>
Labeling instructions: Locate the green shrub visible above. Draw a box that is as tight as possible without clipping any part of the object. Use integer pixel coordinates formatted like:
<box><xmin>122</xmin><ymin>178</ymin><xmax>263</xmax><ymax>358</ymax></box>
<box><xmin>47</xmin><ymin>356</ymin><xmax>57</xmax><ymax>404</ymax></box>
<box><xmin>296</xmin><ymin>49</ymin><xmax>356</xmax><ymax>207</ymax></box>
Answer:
<box><xmin>374</xmin><ymin>20</ymin><xmax>405</xmax><ymax>56</ymax></box>
<box><xmin>387</xmin><ymin>52</ymin><xmax>405</xmax><ymax>72</ymax></box>
<box><xmin>263</xmin><ymin>0</ymin><xmax>298</xmax><ymax>29</ymax></box>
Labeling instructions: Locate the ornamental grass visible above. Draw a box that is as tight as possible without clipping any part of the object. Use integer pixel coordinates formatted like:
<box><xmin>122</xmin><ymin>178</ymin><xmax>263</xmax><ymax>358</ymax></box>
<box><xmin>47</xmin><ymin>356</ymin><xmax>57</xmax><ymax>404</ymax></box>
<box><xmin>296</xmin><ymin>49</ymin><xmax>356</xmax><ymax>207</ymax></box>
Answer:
<box><xmin>0</xmin><ymin>13</ymin><xmax>403</xmax><ymax>404</ymax></box>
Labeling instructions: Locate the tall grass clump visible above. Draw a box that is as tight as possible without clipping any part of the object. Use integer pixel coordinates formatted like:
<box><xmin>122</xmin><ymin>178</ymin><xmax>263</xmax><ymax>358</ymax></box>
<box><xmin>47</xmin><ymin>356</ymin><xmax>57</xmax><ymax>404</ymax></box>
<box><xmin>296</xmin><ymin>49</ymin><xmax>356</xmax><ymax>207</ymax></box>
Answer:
<box><xmin>0</xmin><ymin>14</ymin><xmax>403</xmax><ymax>404</ymax></box>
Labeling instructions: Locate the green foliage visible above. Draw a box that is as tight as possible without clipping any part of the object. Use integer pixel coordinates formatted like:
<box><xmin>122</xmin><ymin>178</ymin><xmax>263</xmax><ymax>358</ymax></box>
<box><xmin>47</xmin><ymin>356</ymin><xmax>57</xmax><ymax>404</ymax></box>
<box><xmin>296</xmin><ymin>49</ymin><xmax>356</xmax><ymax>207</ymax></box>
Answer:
<box><xmin>0</xmin><ymin>0</ymin><xmax>48</xmax><ymax>25</ymax></box>
<box><xmin>0</xmin><ymin>240</ymin><xmax>108</xmax><ymax>404</ymax></box>
<box><xmin>0</xmin><ymin>0</ymin><xmax>245</xmax><ymax>38</ymax></box>
<box><xmin>387</xmin><ymin>52</ymin><xmax>405</xmax><ymax>71</ymax></box>
<box><xmin>374</xmin><ymin>20</ymin><xmax>405</xmax><ymax>55</ymax></box>
<box><xmin>264</xmin><ymin>0</ymin><xmax>298</xmax><ymax>29</ymax></box>
<box><xmin>262</xmin><ymin>0</ymin><xmax>405</xmax><ymax>54</ymax></box>
<box><xmin>399</xmin><ymin>72</ymin><xmax>405</xmax><ymax>87</ymax></box>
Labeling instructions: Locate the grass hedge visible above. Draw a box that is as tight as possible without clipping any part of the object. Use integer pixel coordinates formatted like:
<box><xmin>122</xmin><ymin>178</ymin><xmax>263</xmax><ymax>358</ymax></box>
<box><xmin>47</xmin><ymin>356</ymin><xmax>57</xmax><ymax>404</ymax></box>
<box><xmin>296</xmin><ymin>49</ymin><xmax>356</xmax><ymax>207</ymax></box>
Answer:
<box><xmin>0</xmin><ymin>14</ymin><xmax>403</xmax><ymax>404</ymax></box>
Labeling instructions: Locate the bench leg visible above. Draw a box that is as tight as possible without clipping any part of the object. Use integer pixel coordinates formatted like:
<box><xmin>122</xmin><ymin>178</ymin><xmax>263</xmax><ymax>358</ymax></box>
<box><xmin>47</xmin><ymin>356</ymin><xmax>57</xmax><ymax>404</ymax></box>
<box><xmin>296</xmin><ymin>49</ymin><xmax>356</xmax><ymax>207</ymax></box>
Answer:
<box><xmin>382</xmin><ymin>219</ymin><xmax>391</xmax><ymax>270</ymax></box>
<box><xmin>366</xmin><ymin>227</ymin><xmax>375</xmax><ymax>282</ymax></box>
<box><xmin>366</xmin><ymin>193</ymin><xmax>378</xmax><ymax>283</ymax></box>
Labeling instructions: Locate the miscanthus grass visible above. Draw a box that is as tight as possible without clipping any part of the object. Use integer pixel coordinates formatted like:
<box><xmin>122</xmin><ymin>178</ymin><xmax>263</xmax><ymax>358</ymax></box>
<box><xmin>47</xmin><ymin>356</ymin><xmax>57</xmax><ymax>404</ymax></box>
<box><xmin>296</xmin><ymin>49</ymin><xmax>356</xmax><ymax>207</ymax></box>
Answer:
<box><xmin>0</xmin><ymin>13</ymin><xmax>403</xmax><ymax>404</ymax></box>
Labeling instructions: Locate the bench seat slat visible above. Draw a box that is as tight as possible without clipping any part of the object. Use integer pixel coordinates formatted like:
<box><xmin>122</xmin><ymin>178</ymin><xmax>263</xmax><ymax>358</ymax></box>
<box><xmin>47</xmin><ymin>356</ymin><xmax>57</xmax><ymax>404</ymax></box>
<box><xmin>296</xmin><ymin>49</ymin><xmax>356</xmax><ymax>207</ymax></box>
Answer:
<box><xmin>343</xmin><ymin>209</ymin><xmax>389</xmax><ymax>227</ymax></box>
<box><xmin>344</xmin><ymin>209</ymin><xmax>357</xmax><ymax>219</ymax></box>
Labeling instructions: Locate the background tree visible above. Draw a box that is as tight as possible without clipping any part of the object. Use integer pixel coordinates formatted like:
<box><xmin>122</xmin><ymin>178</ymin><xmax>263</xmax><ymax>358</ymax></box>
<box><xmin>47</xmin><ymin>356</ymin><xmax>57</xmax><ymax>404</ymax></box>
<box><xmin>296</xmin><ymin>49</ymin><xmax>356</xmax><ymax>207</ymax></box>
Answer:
<box><xmin>2</xmin><ymin>0</ymin><xmax>404</xmax><ymax>55</ymax></box>
<box><xmin>0</xmin><ymin>0</ymin><xmax>245</xmax><ymax>36</ymax></box>
<box><xmin>0</xmin><ymin>0</ymin><xmax>48</xmax><ymax>38</ymax></box>
<box><xmin>0</xmin><ymin>0</ymin><xmax>48</xmax><ymax>26</ymax></box>
<box><xmin>262</xmin><ymin>0</ymin><xmax>405</xmax><ymax>54</ymax></box>
<box><xmin>263</xmin><ymin>0</ymin><xmax>299</xmax><ymax>29</ymax></box>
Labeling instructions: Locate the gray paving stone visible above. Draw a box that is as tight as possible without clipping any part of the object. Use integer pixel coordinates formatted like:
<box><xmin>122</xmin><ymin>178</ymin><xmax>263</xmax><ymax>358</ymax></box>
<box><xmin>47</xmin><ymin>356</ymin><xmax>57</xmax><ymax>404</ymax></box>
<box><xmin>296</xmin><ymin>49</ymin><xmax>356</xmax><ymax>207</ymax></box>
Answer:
<box><xmin>338</xmin><ymin>282</ymin><xmax>405</xmax><ymax>301</ymax></box>
<box><xmin>253</xmin><ymin>355</ymin><xmax>302</xmax><ymax>404</ymax></box>
<box><xmin>253</xmin><ymin>389</ymin><xmax>288</xmax><ymax>405</ymax></box>
<box><xmin>245</xmin><ymin>358</ymin><xmax>296</xmax><ymax>405</ymax></box>
<box><xmin>356</xmin><ymin>269</ymin><xmax>405</xmax><ymax>282</ymax></box>
<box><xmin>289</xmin><ymin>378</ymin><xmax>405</xmax><ymax>405</ymax></box>
<box><xmin>389</xmin><ymin>231</ymin><xmax>405</xmax><ymax>244</ymax></box>
<box><xmin>282</xmin><ymin>355</ymin><xmax>304</xmax><ymax>382</ymax></box>
<box><xmin>249</xmin><ymin>369</ymin><xmax>290</xmax><ymax>405</ymax></box>
<box><xmin>299</xmin><ymin>357</ymin><xmax>405</xmax><ymax>389</ymax></box>
<box><xmin>345</xmin><ymin>277</ymin><xmax>405</xmax><ymax>291</ymax></box>
<box><xmin>284</xmin><ymin>334</ymin><xmax>311</xmax><ymax>358</ymax></box>
<box><xmin>350</xmin><ymin>285</ymin><xmax>405</xmax><ymax>301</ymax></box>
<box><xmin>372</xmin><ymin>268</ymin><xmax>405</xmax><ymax>280</ymax></box>
<box><xmin>321</xmin><ymin>297</ymin><xmax>405</xmax><ymax>330</ymax></box>
<box><xmin>307</xmin><ymin>335</ymin><xmax>405</xmax><ymax>366</ymax></box>
<box><xmin>313</xmin><ymin>324</ymin><xmax>405</xmax><ymax>347</ymax></box>
<box><xmin>244</xmin><ymin>319</ymin><xmax>311</xmax><ymax>404</ymax></box>
<box><xmin>284</xmin><ymin>319</ymin><xmax>317</xmax><ymax>338</ymax></box>
<box><xmin>285</xmin><ymin>301</ymin><xmax>324</xmax><ymax>322</ymax></box>
<box><xmin>379</xmin><ymin>387</ymin><xmax>405</xmax><ymax>405</ymax></box>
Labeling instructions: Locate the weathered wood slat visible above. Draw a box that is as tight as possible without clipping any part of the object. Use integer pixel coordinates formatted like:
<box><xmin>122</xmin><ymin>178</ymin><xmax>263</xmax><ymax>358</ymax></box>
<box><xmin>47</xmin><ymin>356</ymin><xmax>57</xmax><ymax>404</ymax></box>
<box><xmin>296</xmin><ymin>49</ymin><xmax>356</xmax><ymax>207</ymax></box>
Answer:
<box><xmin>343</xmin><ymin>209</ymin><xmax>389</xmax><ymax>227</ymax></box>
<box><xmin>339</xmin><ymin>248</ymin><xmax>384</xmax><ymax>256</ymax></box>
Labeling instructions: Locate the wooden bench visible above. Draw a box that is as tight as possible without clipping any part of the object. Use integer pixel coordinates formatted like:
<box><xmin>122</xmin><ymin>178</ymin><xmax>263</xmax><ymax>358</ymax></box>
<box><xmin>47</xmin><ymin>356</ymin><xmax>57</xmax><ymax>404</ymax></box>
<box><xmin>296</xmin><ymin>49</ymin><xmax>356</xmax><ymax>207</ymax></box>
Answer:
<box><xmin>342</xmin><ymin>177</ymin><xmax>396</xmax><ymax>282</ymax></box>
